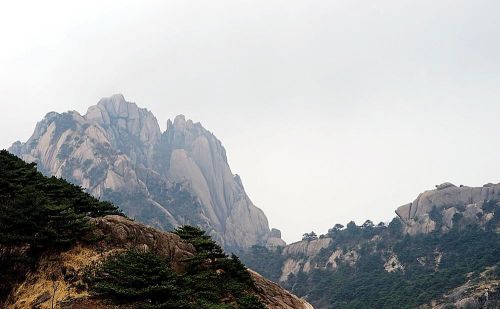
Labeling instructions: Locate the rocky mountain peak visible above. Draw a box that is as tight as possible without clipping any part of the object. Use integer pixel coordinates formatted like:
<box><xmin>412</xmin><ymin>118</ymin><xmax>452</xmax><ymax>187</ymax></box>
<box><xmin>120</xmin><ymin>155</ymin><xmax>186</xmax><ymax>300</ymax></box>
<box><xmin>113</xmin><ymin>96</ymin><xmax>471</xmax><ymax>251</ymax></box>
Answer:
<box><xmin>94</xmin><ymin>94</ymin><xmax>143</xmax><ymax>123</ymax></box>
<box><xmin>85</xmin><ymin>94</ymin><xmax>161</xmax><ymax>146</ymax></box>
<box><xmin>173</xmin><ymin>114</ymin><xmax>188</xmax><ymax>128</ymax></box>
<box><xmin>160</xmin><ymin>114</ymin><xmax>270</xmax><ymax>248</ymax></box>
<box><xmin>97</xmin><ymin>93</ymin><xmax>127</xmax><ymax>110</ymax></box>
<box><xmin>9</xmin><ymin>95</ymin><xmax>283</xmax><ymax>250</ymax></box>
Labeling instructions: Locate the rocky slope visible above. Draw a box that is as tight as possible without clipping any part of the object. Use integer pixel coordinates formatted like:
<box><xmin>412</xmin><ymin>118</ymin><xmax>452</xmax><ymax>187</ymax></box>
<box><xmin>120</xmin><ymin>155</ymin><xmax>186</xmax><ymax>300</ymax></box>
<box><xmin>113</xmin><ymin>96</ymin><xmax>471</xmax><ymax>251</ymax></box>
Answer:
<box><xmin>5</xmin><ymin>215</ymin><xmax>311</xmax><ymax>309</ymax></box>
<box><xmin>9</xmin><ymin>94</ymin><xmax>284</xmax><ymax>250</ymax></box>
<box><xmin>0</xmin><ymin>150</ymin><xmax>308</xmax><ymax>309</ymax></box>
<box><xmin>242</xmin><ymin>183</ymin><xmax>500</xmax><ymax>308</ymax></box>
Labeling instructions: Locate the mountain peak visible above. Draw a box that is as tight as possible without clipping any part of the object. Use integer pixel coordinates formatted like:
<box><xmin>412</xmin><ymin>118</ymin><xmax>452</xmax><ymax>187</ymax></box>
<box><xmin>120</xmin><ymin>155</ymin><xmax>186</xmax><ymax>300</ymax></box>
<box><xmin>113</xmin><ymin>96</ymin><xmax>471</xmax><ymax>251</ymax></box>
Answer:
<box><xmin>10</xmin><ymin>95</ymin><xmax>279</xmax><ymax>250</ymax></box>
<box><xmin>99</xmin><ymin>93</ymin><xmax>126</xmax><ymax>105</ymax></box>
<box><xmin>95</xmin><ymin>94</ymin><xmax>140</xmax><ymax>119</ymax></box>
<box><xmin>171</xmin><ymin>114</ymin><xmax>198</xmax><ymax>131</ymax></box>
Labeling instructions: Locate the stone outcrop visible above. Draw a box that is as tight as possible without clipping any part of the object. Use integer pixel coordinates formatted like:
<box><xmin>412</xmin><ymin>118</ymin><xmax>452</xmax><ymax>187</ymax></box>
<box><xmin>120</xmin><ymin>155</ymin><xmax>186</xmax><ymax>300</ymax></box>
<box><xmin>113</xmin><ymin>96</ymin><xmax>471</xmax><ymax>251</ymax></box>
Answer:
<box><xmin>395</xmin><ymin>182</ymin><xmax>500</xmax><ymax>235</ymax></box>
<box><xmin>282</xmin><ymin>238</ymin><xmax>331</xmax><ymax>257</ymax></box>
<box><xmin>384</xmin><ymin>254</ymin><xmax>404</xmax><ymax>273</ymax></box>
<box><xmin>5</xmin><ymin>215</ymin><xmax>311</xmax><ymax>309</ymax></box>
<box><xmin>250</xmin><ymin>270</ymin><xmax>314</xmax><ymax>309</ymax></box>
<box><xmin>9</xmin><ymin>94</ymin><xmax>283</xmax><ymax>250</ymax></box>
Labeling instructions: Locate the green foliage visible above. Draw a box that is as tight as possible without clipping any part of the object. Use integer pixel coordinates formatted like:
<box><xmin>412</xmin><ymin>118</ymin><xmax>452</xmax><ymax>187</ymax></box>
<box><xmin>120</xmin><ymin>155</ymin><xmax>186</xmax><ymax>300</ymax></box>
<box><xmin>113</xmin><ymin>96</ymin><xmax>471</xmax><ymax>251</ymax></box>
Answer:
<box><xmin>0</xmin><ymin>152</ymin><xmax>265</xmax><ymax>308</ymax></box>
<box><xmin>429</xmin><ymin>206</ymin><xmax>443</xmax><ymax>227</ymax></box>
<box><xmin>0</xmin><ymin>150</ymin><xmax>121</xmax><ymax>300</ymax></box>
<box><xmin>86</xmin><ymin>249</ymin><xmax>188</xmax><ymax>308</ymax></box>
<box><xmin>302</xmin><ymin>231</ymin><xmax>318</xmax><ymax>241</ymax></box>
<box><xmin>174</xmin><ymin>226</ymin><xmax>255</xmax><ymax>296</ymax></box>
<box><xmin>240</xmin><ymin>245</ymin><xmax>285</xmax><ymax>282</ymax></box>
<box><xmin>245</xmin><ymin>210</ymin><xmax>499</xmax><ymax>309</ymax></box>
<box><xmin>284</xmin><ymin>225</ymin><xmax>500</xmax><ymax>309</ymax></box>
<box><xmin>87</xmin><ymin>228</ymin><xmax>265</xmax><ymax>308</ymax></box>
<box><xmin>237</xmin><ymin>295</ymin><xmax>267</xmax><ymax>309</ymax></box>
<box><xmin>483</xmin><ymin>199</ymin><xmax>498</xmax><ymax>213</ymax></box>
<box><xmin>388</xmin><ymin>217</ymin><xmax>403</xmax><ymax>235</ymax></box>
<box><xmin>0</xmin><ymin>150</ymin><xmax>121</xmax><ymax>219</ymax></box>
<box><xmin>174</xmin><ymin>225</ymin><xmax>226</xmax><ymax>264</ymax></box>
<box><xmin>327</xmin><ymin>223</ymin><xmax>345</xmax><ymax>236</ymax></box>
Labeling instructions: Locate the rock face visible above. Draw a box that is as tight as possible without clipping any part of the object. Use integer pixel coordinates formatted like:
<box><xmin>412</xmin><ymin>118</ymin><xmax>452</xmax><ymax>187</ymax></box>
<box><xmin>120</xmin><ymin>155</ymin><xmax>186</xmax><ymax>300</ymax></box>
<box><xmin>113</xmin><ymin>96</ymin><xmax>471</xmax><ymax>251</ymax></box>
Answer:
<box><xmin>395</xmin><ymin>182</ymin><xmax>500</xmax><ymax>235</ymax></box>
<box><xmin>9</xmin><ymin>94</ymin><xmax>282</xmax><ymax>250</ymax></box>
<box><xmin>275</xmin><ymin>238</ymin><xmax>362</xmax><ymax>283</ymax></box>
<box><xmin>242</xmin><ymin>182</ymin><xmax>500</xmax><ymax>309</ymax></box>
<box><xmin>5</xmin><ymin>215</ymin><xmax>311</xmax><ymax>309</ymax></box>
<box><xmin>250</xmin><ymin>270</ymin><xmax>314</xmax><ymax>309</ymax></box>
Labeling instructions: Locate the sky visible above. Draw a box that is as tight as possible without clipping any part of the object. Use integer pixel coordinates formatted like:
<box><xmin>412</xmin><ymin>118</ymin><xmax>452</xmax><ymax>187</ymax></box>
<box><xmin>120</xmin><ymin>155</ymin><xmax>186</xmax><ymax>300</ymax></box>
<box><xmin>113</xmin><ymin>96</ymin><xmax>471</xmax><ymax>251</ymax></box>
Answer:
<box><xmin>1</xmin><ymin>1</ymin><xmax>500</xmax><ymax>243</ymax></box>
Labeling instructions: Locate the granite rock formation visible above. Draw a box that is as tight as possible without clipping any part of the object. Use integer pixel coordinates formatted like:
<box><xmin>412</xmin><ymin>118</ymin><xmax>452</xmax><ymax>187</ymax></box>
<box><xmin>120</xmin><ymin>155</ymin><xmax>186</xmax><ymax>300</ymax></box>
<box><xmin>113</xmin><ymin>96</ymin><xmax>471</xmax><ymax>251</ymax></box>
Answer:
<box><xmin>396</xmin><ymin>182</ymin><xmax>500</xmax><ymax>235</ymax></box>
<box><xmin>9</xmin><ymin>94</ymin><xmax>282</xmax><ymax>250</ymax></box>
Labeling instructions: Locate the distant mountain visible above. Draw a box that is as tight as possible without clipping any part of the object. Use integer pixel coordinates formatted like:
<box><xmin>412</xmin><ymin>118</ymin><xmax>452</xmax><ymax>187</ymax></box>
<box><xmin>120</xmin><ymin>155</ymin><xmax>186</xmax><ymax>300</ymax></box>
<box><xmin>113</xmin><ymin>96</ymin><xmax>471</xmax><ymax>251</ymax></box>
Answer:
<box><xmin>0</xmin><ymin>150</ymin><xmax>311</xmax><ymax>309</ymax></box>
<box><xmin>396</xmin><ymin>182</ymin><xmax>500</xmax><ymax>235</ymax></box>
<box><xmin>242</xmin><ymin>182</ymin><xmax>500</xmax><ymax>309</ymax></box>
<box><xmin>9</xmin><ymin>94</ymin><xmax>284</xmax><ymax>250</ymax></box>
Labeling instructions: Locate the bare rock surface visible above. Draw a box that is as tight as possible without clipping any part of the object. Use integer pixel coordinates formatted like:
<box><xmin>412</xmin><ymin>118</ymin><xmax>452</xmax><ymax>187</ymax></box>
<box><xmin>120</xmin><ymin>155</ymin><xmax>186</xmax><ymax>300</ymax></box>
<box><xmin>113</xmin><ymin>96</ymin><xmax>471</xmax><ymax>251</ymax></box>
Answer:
<box><xmin>9</xmin><ymin>94</ymin><xmax>283</xmax><ymax>250</ymax></box>
<box><xmin>283</xmin><ymin>238</ymin><xmax>331</xmax><ymax>257</ymax></box>
<box><xmin>250</xmin><ymin>270</ymin><xmax>314</xmax><ymax>309</ymax></box>
<box><xmin>395</xmin><ymin>182</ymin><xmax>500</xmax><ymax>235</ymax></box>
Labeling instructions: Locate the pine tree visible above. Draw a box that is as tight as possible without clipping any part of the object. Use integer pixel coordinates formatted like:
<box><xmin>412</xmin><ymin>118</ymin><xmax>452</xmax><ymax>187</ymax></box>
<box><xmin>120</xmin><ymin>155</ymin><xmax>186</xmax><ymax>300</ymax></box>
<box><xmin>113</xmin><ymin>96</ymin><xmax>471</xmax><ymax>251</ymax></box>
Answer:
<box><xmin>88</xmin><ymin>249</ymin><xmax>186</xmax><ymax>308</ymax></box>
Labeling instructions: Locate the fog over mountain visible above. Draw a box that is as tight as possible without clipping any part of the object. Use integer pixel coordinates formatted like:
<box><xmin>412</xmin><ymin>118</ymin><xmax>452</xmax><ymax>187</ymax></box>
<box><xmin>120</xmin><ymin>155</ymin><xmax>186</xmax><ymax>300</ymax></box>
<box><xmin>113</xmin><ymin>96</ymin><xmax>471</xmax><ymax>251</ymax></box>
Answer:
<box><xmin>2</xmin><ymin>1</ymin><xmax>500</xmax><ymax>242</ymax></box>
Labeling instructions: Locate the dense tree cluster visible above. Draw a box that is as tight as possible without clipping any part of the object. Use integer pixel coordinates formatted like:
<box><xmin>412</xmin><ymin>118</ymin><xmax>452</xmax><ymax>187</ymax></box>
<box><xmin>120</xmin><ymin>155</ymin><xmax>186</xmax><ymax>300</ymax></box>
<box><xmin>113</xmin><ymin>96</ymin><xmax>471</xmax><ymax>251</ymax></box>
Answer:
<box><xmin>0</xmin><ymin>150</ymin><xmax>121</xmax><ymax>300</ymax></box>
<box><xmin>302</xmin><ymin>231</ymin><xmax>318</xmax><ymax>241</ymax></box>
<box><xmin>243</xmin><ymin>215</ymin><xmax>500</xmax><ymax>309</ymax></box>
<box><xmin>1</xmin><ymin>151</ymin><xmax>267</xmax><ymax>308</ymax></box>
<box><xmin>0</xmin><ymin>150</ymin><xmax>120</xmax><ymax>249</ymax></box>
<box><xmin>286</xmin><ymin>224</ymin><xmax>500</xmax><ymax>308</ymax></box>
<box><xmin>86</xmin><ymin>226</ymin><xmax>266</xmax><ymax>308</ymax></box>
<box><xmin>240</xmin><ymin>245</ymin><xmax>285</xmax><ymax>283</ymax></box>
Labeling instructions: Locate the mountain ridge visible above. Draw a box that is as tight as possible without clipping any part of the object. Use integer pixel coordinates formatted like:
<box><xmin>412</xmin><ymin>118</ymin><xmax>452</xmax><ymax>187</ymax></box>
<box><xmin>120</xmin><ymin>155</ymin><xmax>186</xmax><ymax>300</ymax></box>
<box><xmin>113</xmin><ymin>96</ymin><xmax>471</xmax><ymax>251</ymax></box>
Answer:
<box><xmin>241</xmin><ymin>182</ymin><xmax>500</xmax><ymax>308</ymax></box>
<box><xmin>0</xmin><ymin>150</ymin><xmax>311</xmax><ymax>308</ymax></box>
<box><xmin>10</xmin><ymin>94</ymin><xmax>285</xmax><ymax>250</ymax></box>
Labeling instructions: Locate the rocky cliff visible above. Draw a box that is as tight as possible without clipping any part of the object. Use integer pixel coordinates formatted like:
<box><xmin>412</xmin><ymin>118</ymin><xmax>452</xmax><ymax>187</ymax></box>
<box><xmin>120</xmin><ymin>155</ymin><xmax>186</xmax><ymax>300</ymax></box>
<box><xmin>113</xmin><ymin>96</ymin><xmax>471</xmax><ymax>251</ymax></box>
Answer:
<box><xmin>242</xmin><ymin>182</ymin><xmax>500</xmax><ymax>308</ymax></box>
<box><xmin>5</xmin><ymin>215</ymin><xmax>311</xmax><ymax>309</ymax></box>
<box><xmin>396</xmin><ymin>182</ymin><xmax>500</xmax><ymax>235</ymax></box>
<box><xmin>9</xmin><ymin>94</ymin><xmax>284</xmax><ymax>250</ymax></box>
<box><xmin>250</xmin><ymin>182</ymin><xmax>500</xmax><ymax>285</ymax></box>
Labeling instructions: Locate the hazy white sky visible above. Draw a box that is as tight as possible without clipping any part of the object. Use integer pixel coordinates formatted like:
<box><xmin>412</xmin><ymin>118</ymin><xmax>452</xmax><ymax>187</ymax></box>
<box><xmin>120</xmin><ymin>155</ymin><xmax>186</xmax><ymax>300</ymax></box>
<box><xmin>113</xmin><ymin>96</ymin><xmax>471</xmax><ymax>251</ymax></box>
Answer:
<box><xmin>1</xmin><ymin>1</ymin><xmax>500</xmax><ymax>242</ymax></box>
